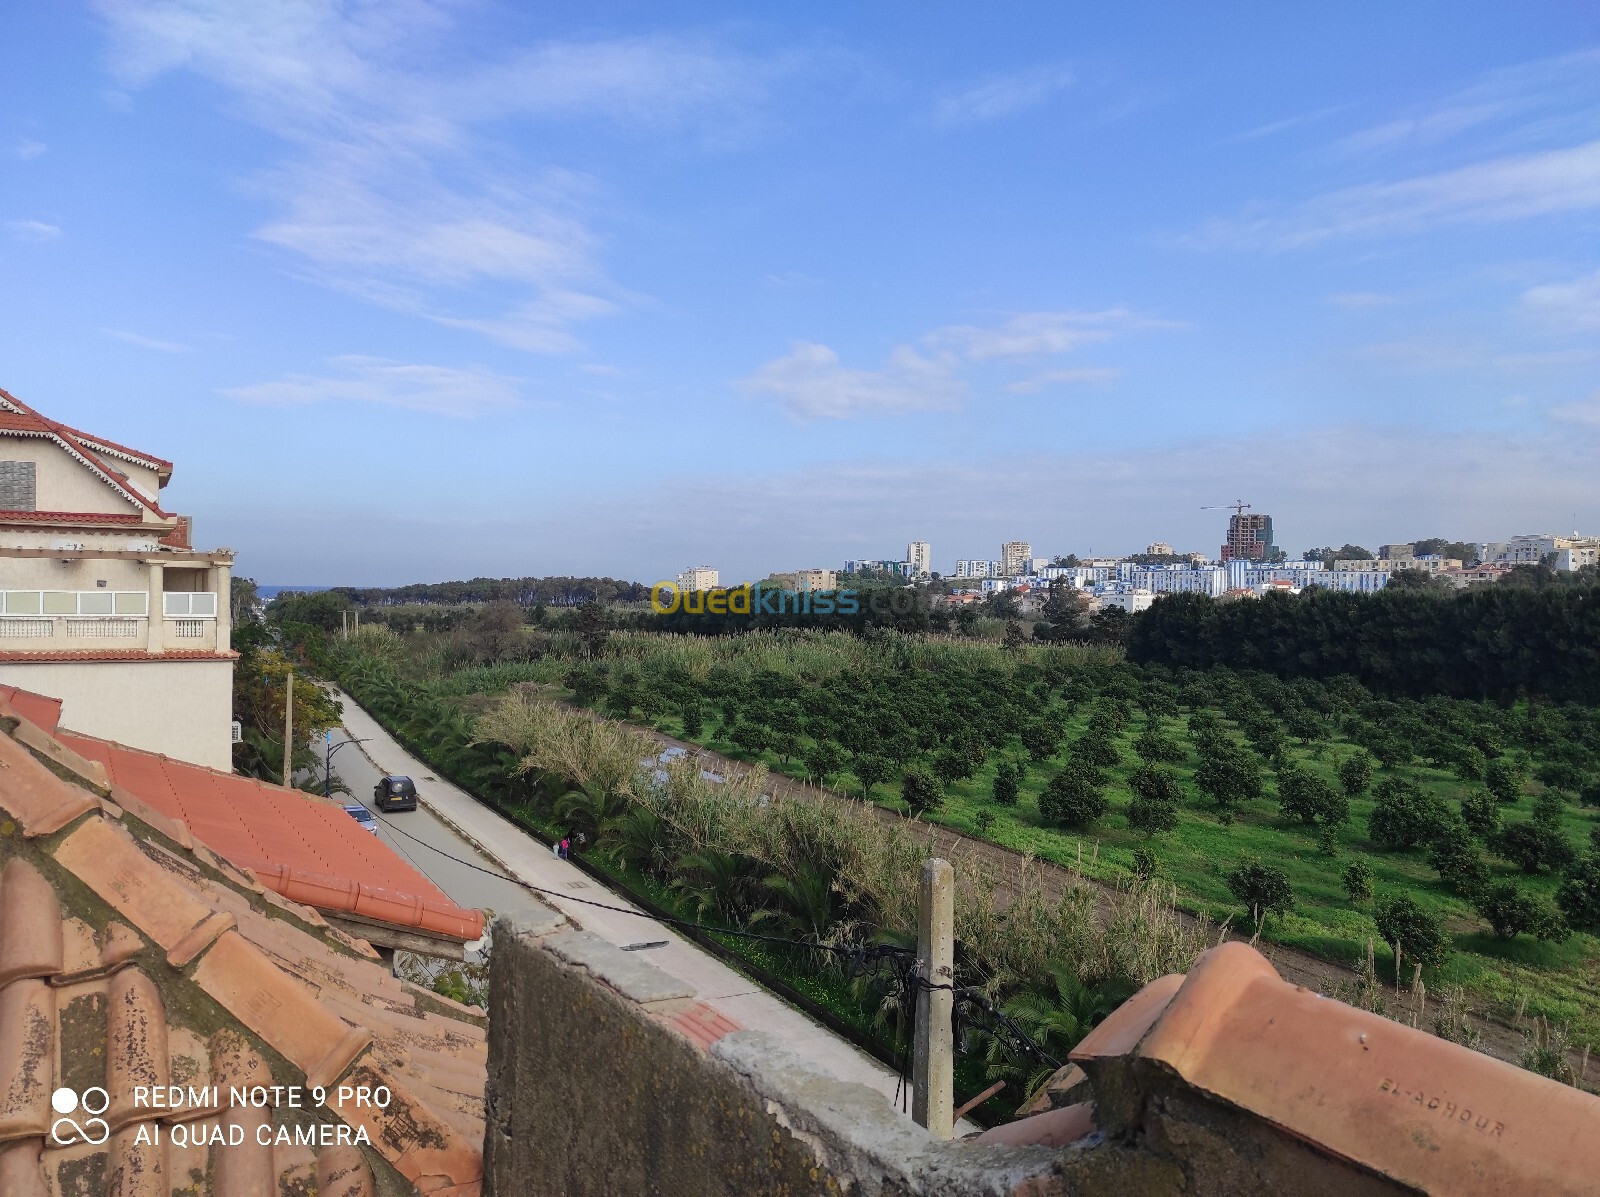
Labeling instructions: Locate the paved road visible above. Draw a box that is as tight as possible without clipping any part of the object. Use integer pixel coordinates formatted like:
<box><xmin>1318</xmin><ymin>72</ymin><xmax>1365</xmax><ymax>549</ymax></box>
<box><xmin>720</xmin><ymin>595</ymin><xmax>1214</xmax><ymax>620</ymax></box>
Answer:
<box><xmin>323</xmin><ymin>688</ymin><xmax>964</xmax><ymax>1126</ymax></box>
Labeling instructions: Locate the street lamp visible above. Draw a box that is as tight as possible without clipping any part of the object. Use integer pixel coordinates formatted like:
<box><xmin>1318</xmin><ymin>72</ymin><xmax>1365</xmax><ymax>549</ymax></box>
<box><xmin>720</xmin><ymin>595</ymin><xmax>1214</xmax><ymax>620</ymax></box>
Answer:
<box><xmin>325</xmin><ymin>732</ymin><xmax>370</xmax><ymax>798</ymax></box>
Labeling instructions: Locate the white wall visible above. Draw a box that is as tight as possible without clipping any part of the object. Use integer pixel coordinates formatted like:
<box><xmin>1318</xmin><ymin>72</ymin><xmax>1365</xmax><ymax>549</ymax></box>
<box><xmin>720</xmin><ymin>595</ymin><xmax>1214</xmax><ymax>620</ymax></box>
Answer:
<box><xmin>0</xmin><ymin>436</ymin><xmax>143</xmax><ymax>516</ymax></box>
<box><xmin>0</xmin><ymin>659</ymin><xmax>234</xmax><ymax>769</ymax></box>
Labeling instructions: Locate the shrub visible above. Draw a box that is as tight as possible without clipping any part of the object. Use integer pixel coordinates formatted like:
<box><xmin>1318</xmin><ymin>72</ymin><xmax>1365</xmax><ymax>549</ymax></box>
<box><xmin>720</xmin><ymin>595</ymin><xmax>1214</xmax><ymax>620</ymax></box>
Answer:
<box><xmin>1132</xmin><ymin>845</ymin><xmax>1159</xmax><ymax>878</ymax></box>
<box><xmin>1556</xmin><ymin>853</ymin><xmax>1600</xmax><ymax>930</ymax></box>
<box><xmin>1070</xmin><ymin>729</ymin><xmax>1122</xmax><ymax>768</ymax></box>
<box><xmin>1337</xmin><ymin>752</ymin><xmax>1374</xmax><ymax>798</ymax></box>
<box><xmin>1368</xmin><ymin>778</ymin><xmax>1451</xmax><ymax>851</ymax></box>
<box><xmin>1373</xmin><ymin>894</ymin><xmax>1449</xmax><ymax>970</ymax></box>
<box><xmin>1579</xmin><ymin>777</ymin><xmax>1600</xmax><ymax>808</ymax></box>
<box><xmin>1019</xmin><ymin>719</ymin><xmax>1065</xmax><ymax>764</ymax></box>
<box><xmin>991</xmin><ymin>760</ymin><xmax>1021</xmax><ymax>807</ymax></box>
<box><xmin>854</xmin><ymin>755</ymin><xmax>890</xmax><ymax>798</ymax></box>
<box><xmin>1341</xmin><ymin>859</ymin><xmax>1373</xmax><ymax>904</ymax></box>
<box><xmin>1133</xmin><ymin>728</ymin><xmax>1186</xmax><ymax>764</ymax></box>
<box><xmin>974</xmin><ymin>808</ymin><xmax>996</xmax><ymax>835</ymax></box>
<box><xmin>680</xmin><ymin>702</ymin><xmax>704</xmax><ymax>739</ymax></box>
<box><xmin>1127</xmin><ymin>792</ymin><xmax>1180</xmax><ymax>838</ymax></box>
<box><xmin>1426</xmin><ymin>820</ymin><xmax>1490</xmax><ymax>896</ymax></box>
<box><xmin>1484</xmin><ymin>756</ymin><xmax>1527</xmax><ymax>805</ymax></box>
<box><xmin>1473</xmin><ymin>881</ymin><xmax>1568</xmax><ymax>941</ymax></box>
<box><xmin>1454</xmin><ymin>745</ymin><xmax>1487</xmax><ymax>782</ymax></box>
<box><xmin>901</xmin><ymin>765</ymin><xmax>945</xmax><ymax>815</ymax></box>
<box><xmin>1038</xmin><ymin>762</ymin><xmax>1109</xmax><ymax>826</ymax></box>
<box><xmin>1128</xmin><ymin>763</ymin><xmax>1183</xmax><ymax>806</ymax></box>
<box><xmin>1227</xmin><ymin>860</ymin><xmax>1294</xmax><ymax>925</ymax></box>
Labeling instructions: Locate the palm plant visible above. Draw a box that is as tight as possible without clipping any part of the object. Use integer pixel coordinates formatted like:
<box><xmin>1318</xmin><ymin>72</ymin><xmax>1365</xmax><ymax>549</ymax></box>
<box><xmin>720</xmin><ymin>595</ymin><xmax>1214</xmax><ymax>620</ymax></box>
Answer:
<box><xmin>671</xmin><ymin>849</ymin><xmax>761</xmax><ymax>924</ymax></box>
<box><xmin>754</xmin><ymin>861</ymin><xmax>837</xmax><ymax>942</ymax></box>
<box><xmin>977</xmin><ymin>967</ymin><xmax>1131</xmax><ymax>1098</ymax></box>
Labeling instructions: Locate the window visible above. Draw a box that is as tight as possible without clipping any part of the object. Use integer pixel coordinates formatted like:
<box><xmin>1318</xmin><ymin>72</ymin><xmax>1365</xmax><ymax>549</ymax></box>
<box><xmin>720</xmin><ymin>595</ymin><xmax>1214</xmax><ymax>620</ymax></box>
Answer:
<box><xmin>0</xmin><ymin>590</ymin><xmax>148</xmax><ymax>616</ymax></box>
<box><xmin>78</xmin><ymin>591</ymin><xmax>114</xmax><ymax>616</ymax></box>
<box><xmin>164</xmin><ymin>591</ymin><xmax>218</xmax><ymax>618</ymax></box>
<box><xmin>2</xmin><ymin>592</ymin><xmax>40</xmax><ymax>615</ymax></box>
<box><xmin>0</xmin><ymin>461</ymin><xmax>35</xmax><ymax>511</ymax></box>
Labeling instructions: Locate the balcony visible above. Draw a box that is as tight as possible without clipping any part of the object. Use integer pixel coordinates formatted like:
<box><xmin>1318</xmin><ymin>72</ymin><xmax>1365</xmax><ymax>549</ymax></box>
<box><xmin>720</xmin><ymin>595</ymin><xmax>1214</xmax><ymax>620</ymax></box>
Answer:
<box><xmin>0</xmin><ymin>589</ymin><xmax>221</xmax><ymax>653</ymax></box>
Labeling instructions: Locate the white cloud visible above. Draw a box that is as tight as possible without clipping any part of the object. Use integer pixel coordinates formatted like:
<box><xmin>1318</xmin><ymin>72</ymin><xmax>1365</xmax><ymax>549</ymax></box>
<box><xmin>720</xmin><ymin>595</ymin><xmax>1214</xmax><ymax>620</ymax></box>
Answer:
<box><xmin>1006</xmin><ymin>368</ymin><xmax>1119</xmax><ymax>394</ymax></box>
<box><xmin>13</xmin><ymin>139</ymin><xmax>46</xmax><ymax>160</ymax></box>
<box><xmin>1551</xmin><ymin>389</ymin><xmax>1600</xmax><ymax>428</ymax></box>
<box><xmin>103</xmin><ymin>328</ymin><xmax>193</xmax><ymax>353</ymax></box>
<box><xmin>737</xmin><ymin>341</ymin><xmax>963</xmax><ymax>420</ymax></box>
<box><xmin>1222</xmin><ymin>105</ymin><xmax>1348</xmax><ymax>145</ymax></box>
<box><xmin>1327</xmin><ymin>291</ymin><xmax>1401</xmax><ymax>309</ymax></box>
<box><xmin>221</xmin><ymin>357</ymin><xmax>522</xmax><ymax>417</ymax></box>
<box><xmin>1194</xmin><ymin>138</ymin><xmax>1600</xmax><ymax>249</ymax></box>
<box><xmin>1522</xmin><ymin>267</ymin><xmax>1600</xmax><ymax>331</ymax></box>
<box><xmin>5</xmin><ymin>219</ymin><xmax>61</xmax><ymax>243</ymax></box>
<box><xmin>934</xmin><ymin>63</ymin><xmax>1073</xmax><ymax>127</ymax></box>
<box><xmin>93</xmin><ymin>2</ymin><xmax>774</xmax><ymax>351</ymax></box>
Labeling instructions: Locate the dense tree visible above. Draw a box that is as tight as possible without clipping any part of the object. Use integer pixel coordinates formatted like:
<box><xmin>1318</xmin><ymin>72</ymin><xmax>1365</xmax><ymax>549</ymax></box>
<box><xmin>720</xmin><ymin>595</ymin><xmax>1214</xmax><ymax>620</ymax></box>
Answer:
<box><xmin>991</xmin><ymin>761</ymin><xmax>1021</xmax><ymax>807</ymax></box>
<box><xmin>854</xmin><ymin>755</ymin><xmax>891</xmax><ymax>799</ymax></box>
<box><xmin>1227</xmin><ymin>860</ymin><xmax>1294</xmax><ymax>925</ymax></box>
<box><xmin>1337</xmin><ymin>752</ymin><xmax>1374</xmax><ymax>798</ymax></box>
<box><xmin>1342</xmin><ymin>859</ymin><xmax>1373</xmax><ymax>904</ymax></box>
<box><xmin>1484</xmin><ymin>757</ymin><xmax>1527</xmax><ymax>805</ymax></box>
<box><xmin>1373</xmin><ymin>894</ymin><xmax>1450</xmax><ymax>969</ymax></box>
<box><xmin>1133</xmin><ymin>727</ymin><xmax>1186</xmax><ymax>764</ymax></box>
<box><xmin>1069</xmin><ymin>728</ymin><xmax>1122</xmax><ymax>768</ymax></box>
<box><xmin>1020</xmin><ymin>719</ymin><xmax>1065</xmax><ymax>764</ymax></box>
<box><xmin>802</xmin><ymin>739</ymin><xmax>845</xmax><ymax>785</ymax></box>
<box><xmin>1454</xmin><ymin>745</ymin><xmax>1487</xmax><ymax>782</ymax></box>
<box><xmin>1193</xmin><ymin>737</ymin><xmax>1263</xmax><ymax>815</ymax></box>
<box><xmin>901</xmin><ymin>766</ymin><xmax>945</xmax><ymax>815</ymax></box>
<box><xmin>1427</xmin><ymin>820</ymin><xmax>1490</xmax><ymax>896</ymax></box>
<box><xmin>1473</xmin><ymin>881</ymin><xmax>1568</xmax><ymax>941</ymax></box>
<box><xmin>1459</xmin><ymin>789</ymin><xmax>1501</xmax><ymax>840</ymax></box>
<box><xmin>1493</xmin><ymin>818</ymin><xmax>1575</xmax><ymax>875</ymax></box>
<box><xmin>1556</xmin><ymin>853</ymin><xmax>1600</xmax><ymax>930</ymax></box>
<box><xmin>680</xmin><ymin>702</ymin><xmax>704</xmax><ymax>739</ymax></box>
<box><xmin>1038</xmin><ymin>763</ymin><xmax>1109</xmax><ymax>826</ymax></box>
<box><xmin>1368</xmin><ymin>778</ymin><xmax>1451</xmax><ymax>851</ymax></box>
<box><xmin>1276</xmin><ymin>764</ymin><xmax>1348</xmax><ymax>828</ymax></box>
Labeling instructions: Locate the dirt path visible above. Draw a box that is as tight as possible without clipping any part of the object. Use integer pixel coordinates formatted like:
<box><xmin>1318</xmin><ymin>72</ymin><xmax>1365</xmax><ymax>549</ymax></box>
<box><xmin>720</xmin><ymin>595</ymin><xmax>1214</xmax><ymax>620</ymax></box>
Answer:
<box><xmin>625</xmin><ymin>722</ymin><xmax>1555</xmax><ymax>1072</ymax></box>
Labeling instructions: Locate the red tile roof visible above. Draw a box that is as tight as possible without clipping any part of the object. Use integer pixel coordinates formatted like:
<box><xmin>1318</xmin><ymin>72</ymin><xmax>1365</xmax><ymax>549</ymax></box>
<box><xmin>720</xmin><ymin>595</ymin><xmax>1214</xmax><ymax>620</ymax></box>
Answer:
<box><xmin>0</xmin><ymin>649</ymin><xmax>238</xmax><ymax>663</ymax></box>
<box><xmin>0</xmin><ymin>387</ymin><xmax>172</xmax><ymax>518</ymax></box>
<box><xmin>0</xmin><ymin>509</ymin><xmax>145</xmax><ymax>524</ymax></box>
<box><xmin>42</xmin><ymin>724</ymin><xmax>483</xmax><ymax>944</ymax></box>
<box><xmin>0</xmin><ymin>685</ymin><xmax>62</xmax><ymax>734</ymax></box>
<box><xmin>0</xmin><ymin>697</ymin><xmax>488</xmax><ymax>1195</ymax></box>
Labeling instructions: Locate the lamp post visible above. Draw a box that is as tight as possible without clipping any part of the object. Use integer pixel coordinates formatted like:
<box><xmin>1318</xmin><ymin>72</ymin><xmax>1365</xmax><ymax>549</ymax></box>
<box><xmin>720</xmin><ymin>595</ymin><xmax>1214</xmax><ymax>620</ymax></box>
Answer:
<box><xmin>325</xmin><ymin>732</ymin><xmax>370</xmax><ymax>798</ymax></box>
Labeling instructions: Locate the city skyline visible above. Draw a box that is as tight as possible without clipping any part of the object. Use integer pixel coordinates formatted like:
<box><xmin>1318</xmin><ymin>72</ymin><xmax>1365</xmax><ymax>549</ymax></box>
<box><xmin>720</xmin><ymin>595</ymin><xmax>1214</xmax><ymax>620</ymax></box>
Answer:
<box><xmin>2</xmin><ymin>5</ymin><xmax>1597</xmax><ymax>585</ymax></box>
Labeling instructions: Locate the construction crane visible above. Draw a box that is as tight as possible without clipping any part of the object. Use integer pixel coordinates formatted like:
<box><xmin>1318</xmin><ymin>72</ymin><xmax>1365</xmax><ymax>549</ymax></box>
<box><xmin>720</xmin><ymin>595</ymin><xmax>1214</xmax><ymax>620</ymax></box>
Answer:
<box><xmin>1201</xmin><ymin>500</ymin><xmax>1251</xmax><ymax>517</ymax></box>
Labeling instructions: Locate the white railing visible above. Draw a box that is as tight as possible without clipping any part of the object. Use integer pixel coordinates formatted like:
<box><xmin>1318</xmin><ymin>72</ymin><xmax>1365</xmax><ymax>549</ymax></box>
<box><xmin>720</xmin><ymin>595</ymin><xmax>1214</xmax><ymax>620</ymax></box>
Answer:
<box><xmin>0</xmin><ymin>619</ymin><xmax>53</xmax><ymax>639</ymax></box>
<box><xmin>170</xmin><ymin>619</ymin><xmax>206</xmax><ymax>639</ymax></box>
<box><xmin>66</xmin><ymin>618</ymin><xmax>142</xmax><ymax>639</ymax></box>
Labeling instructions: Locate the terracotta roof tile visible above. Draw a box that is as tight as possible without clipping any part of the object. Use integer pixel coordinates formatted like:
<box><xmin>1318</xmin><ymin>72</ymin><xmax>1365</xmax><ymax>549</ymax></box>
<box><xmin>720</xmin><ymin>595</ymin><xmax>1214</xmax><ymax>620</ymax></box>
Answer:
<box><xmin>0</xmin><ymin>686</ymin><xmax>62</xmax><ymax>735</ymax></box>
<box><xmin>0</xmin><ymin>388</ymin><xmax>171</xmax><ymax>518</ymax></box>
<box><xmin>0</xmin><ymin>509</ymin><xmax>146</xmax><ymax>525</ymax></box>
<box><xmin>0</xmin><ymin>649</ymin><xmax>238</xmax><ymax>663</ymax></box>
<box><xmin>62</xmin><ymin>728</ymin><xmax>484</xmax><ymax>943</ymax></box>
<box><xmin>0</xmin><ymin>691</ymin><xmax>486</xmax><ymax>1195</ymax></box>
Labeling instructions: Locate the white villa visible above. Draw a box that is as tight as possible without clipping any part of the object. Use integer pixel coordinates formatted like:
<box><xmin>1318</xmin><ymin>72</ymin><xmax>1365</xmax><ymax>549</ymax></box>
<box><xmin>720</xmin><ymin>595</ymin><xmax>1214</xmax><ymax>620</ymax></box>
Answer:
<box><xmin>0</xmin><ymin>388</ymin><xmax>233</xmax><ymax>768</ymax></box>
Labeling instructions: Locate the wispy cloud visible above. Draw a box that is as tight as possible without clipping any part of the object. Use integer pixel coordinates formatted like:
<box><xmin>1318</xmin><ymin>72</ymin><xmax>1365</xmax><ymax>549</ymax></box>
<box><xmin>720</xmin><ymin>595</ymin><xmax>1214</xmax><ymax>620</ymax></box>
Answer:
<box><xmin>1222</xmin><ymin>104</ymin><xmax>1347</xmax><ymax>145</ymax></box>
<box><xmin>934</xmin><ymin>63</ymin><xmax>1073</xmax><ymax>127</ymax></box>
<box><xmin>103</xmin><ymin>328</ymin><xmax>193</xmax><ymax>353</ymax></box>
<box><xmin>1522</xmin><ymin>267</ymin><xmax>1600</xmax><ymax>331</ymax></box>
<box><xmin>221</xmin><ymin>357</ymin><xmax>522</xmax><ymax>417</ymax></box>
<box><xmin>737</xmin><ymin>342</ymin><xmax>963</xmax><ymax>420</ymax></box>
<box><xmin>13</xmin><ymin>139</ymin><xmax>46</xmax><ymax>160</ymax></box>
<box><xmin>1193</xmin><ymin>138</ymin><xmax>1600</xmax><ymax>249</ymax></box>
<box><xmin>1327</xmin><ymin>291</ymin><xmax>1402</xmax><ymax>309</ymax></box>
<box><xmin>926</xmin><ymin>308</ymin><xmax>1170</xmax><ymax>359</ymax></box>
<box><xmin>741</xmin><ymin>308</ymin><xmax>1167</xmax><ymax>419</ymax></box>
<box><xmin>1551</xmin><ymin>388</ymin><xmax>1600</xmax><ymax>428</ymax></box>
<box><xmin>93</xmin><ymin>2</ymin><xmax>777</xmax><ymax>352</ymax></box>
<box><xmin>1006</xmin><ymin>367</ymin><xmax>1120</xmax><ymax>394</ymax></box>
<box><xmin>5</xmin><ymin>219</ymin><xmax>61</xmax><ymax>243</ymax></box>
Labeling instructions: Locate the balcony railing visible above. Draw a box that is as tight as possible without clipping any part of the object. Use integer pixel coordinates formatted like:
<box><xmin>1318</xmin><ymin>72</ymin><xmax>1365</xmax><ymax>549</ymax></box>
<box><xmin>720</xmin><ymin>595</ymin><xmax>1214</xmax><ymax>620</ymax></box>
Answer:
<box><xmin>66</xmin><ymin>618</ymin><xmax>142</xmax><ymax>639</ymax></box>
<box><xmin>0</xmin><ymin>615</ymin><xmax>219</xmax><ymax>652</ymax></box>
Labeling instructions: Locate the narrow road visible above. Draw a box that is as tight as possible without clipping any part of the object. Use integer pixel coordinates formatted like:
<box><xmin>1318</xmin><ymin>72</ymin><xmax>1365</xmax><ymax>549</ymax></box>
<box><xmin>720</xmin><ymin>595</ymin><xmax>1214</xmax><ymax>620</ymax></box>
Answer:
<box><xmin>325</xmin><ymin>689</ymin><xmax>969</xmax><ymax>1126</ymax></box>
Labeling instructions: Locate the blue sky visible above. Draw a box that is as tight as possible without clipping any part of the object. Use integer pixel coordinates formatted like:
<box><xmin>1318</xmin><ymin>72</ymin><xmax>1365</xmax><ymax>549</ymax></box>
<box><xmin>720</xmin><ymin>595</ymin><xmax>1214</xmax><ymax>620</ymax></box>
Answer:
<box><xmin>2</xmin><ymin>2</ymin><xmax>1597</xmax><ymax>585</ymax></box>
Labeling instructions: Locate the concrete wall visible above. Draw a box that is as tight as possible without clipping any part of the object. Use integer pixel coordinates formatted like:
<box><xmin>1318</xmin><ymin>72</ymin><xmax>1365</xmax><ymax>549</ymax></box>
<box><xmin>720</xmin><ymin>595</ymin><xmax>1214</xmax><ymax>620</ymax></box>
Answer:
<box><xmin>483</xmin><ymin>914</ymin><xmax>1078</xmax><ymax>1197</ymax></box>
<box><xmin>0</xmin><ymin>657</ymin><xmax>233</xmax><ymax>768</ymax></box>
<box><xmin>0</xmin><ymin>435</ymin><xmax>141</xmax><ymax>515</ymax></box>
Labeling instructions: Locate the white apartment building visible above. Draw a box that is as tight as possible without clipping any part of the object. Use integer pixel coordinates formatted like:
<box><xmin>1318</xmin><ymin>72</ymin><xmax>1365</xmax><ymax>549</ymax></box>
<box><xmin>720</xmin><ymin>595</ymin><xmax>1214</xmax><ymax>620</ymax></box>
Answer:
<box><xmin>677</xmin><ymin>566</ymin><xmax>720</xmax><ymax>591</ymax></box>
<box><xmin>0</xmin><ymin>388</ymin><xmax>233</xmax><ymax>769</ymax></box>
<box><xmin>1334</xmin><ymin>555</ymin><xmax>1461</xmax><ymax>574</ymax></box>
<box><xmin>791</xmin><ymin>568</ymin><xmax>838</xmax><ymax>590</ymax></box>
<box><xmin>905</xmin><ymin>541</ymin><xmax>931</xmax><ymax>577</ymax></box>
<box><xmin>1242</xmin><ymin>561</ymin><xmax>1329</xmax><ymax>587</ymax></box>
<box><xmin>1303</xmin><ymin>570</ymin><xmax>1392</xmax><ymax>593</ymax></box>
<box><xmin>1093</xmin><ymin>587</ymin><xmax>1155</xmax><ymax>614</ymax></box>
<box><xmin>955</xmin><ymin>559</ymin><xmax>999</xmax><ymax>579</ymax></box>
<box><xmin>1000</xmin><ymin>541</ymin><xmax>1032</xmax><ymax>578</ymax></box>
<box><xmin>1556</xmin><ymin>541</ymin><xmax>1600</xmax><ymax>571</ymax></box>
<box><xmin>1117</xmin><ymin>563</ymin><xmax>1229</xmax><ymax>597</ymax></box>
<box><xmin>1040</xmin><ymin>565</ymin><xmax>1114</xmax><ymax>586</ymax></box>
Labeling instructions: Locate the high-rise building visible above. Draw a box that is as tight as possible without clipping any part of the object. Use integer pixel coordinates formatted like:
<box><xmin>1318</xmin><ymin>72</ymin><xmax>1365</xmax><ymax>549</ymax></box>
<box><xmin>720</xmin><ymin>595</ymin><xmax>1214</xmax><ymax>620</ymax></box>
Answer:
<box><xmin>676</xmin><ymin>567</ymin><xmax>719</xmax><ymax>591</ymax></box>
<box><xmin>1221</xmin><ymin>513</ymin><xmax>1274</xmax><ymax>562</ymax></box>
<box><xmin>906</xmin><ymin>540</ymin><xmax>931</xmax><ymax>576</ymax></box>
<box><xmin>1000</xmin><ymin>541</ymin><xmax>1032</xmax><ymax>577</ymax></box>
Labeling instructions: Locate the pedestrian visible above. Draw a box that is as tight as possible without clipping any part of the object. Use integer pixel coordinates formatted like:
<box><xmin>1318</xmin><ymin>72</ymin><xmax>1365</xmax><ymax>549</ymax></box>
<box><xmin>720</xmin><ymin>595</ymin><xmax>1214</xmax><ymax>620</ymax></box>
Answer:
<box><xmin>560</xmin><ymin>837</ymin><xmax>570</xmax><ymax>860</ymax></box>
<box><xmin>575</xmin><ymin>831</ymin><xmax>587</xmax><ymax>853</ymax></box>
<box><xmin>551</xmin><ymin>839</ymin><xmax>560</xmax><ymax>858</ymax></box>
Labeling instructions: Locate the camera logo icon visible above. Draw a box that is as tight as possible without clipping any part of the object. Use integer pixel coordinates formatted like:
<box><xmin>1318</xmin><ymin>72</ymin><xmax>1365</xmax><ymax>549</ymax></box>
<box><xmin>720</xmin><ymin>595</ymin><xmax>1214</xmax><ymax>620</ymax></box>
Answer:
<box><xmin>50</xmin><ymin>1087</ymin><xmax>111</xmax><ymax>1145</ymax></box>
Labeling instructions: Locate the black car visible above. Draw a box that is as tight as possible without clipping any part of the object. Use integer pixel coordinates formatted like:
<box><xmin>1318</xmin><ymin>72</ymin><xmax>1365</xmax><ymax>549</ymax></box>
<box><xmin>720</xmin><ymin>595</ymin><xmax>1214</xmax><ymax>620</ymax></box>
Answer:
<box><xmin>374</xmin><ymin>774</ymin><xmax>418</xmax><ymax>812</ymax></box>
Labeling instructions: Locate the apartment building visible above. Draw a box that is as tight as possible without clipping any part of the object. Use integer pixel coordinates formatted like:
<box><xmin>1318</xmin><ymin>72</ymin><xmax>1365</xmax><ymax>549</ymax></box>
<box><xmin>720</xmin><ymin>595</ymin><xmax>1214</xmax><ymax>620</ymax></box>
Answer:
<box><xmin>677</xmin><ymin>566</ymin><xmax>720</xmax><ymax>591</ymax></box>
<box><xmin>0</xmin><ymin>388</ymin><xmax>233</xmax><ymax>768</ymax></box>
<box><xmin>905</xmin><ymin>540</ymin><xmax>931</xmax><ymax>576</ymax></box>
<box><xmin>1333</xmin><ymin>555</ymin><xmax>1461</xmax><ymax>573</ymax></box>
<box><xmin>1000</xmin><ymin>540</ymin><xmax>1032</xmax><ymax>577</ymax></box>
<box><xmin>954</xmin><ymin>558</ymin><xmax>998</xmax><ymax>579</ymax></box>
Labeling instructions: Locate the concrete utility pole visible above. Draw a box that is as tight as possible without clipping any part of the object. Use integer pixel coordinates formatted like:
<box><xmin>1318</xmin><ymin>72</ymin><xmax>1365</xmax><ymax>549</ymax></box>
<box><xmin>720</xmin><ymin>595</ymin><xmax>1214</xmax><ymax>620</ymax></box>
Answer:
<box><xmin>913</xmin><ymin>857</ymin><xmax>955</xmax><ymax>1139</ymax></box>
<box><xmin>282</xmin><ymin>670</ymin><xmax>294</xmax><ymax>787</ymax></box>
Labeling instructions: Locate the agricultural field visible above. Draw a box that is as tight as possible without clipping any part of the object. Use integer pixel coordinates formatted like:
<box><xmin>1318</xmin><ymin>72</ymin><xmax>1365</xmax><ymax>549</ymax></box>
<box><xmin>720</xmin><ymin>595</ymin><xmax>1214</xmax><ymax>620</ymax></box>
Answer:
<box><xmin>325</xmin><ymin>617</ymin><xmax>1600</xmax><ymax>1051</ymax></box>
